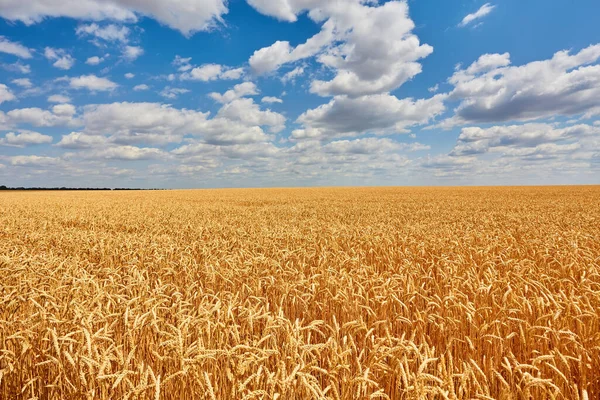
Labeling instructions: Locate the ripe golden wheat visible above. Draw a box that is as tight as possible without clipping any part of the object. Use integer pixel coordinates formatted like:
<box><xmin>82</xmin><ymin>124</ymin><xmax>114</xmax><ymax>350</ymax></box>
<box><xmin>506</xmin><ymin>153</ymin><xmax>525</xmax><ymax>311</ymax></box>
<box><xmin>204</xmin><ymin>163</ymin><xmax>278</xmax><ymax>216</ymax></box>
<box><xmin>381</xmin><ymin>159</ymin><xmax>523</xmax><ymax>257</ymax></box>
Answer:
<box><xmin>0</xmin><ymin>187</ymin><xmax>599</xmax><ymax>399</ymax></box>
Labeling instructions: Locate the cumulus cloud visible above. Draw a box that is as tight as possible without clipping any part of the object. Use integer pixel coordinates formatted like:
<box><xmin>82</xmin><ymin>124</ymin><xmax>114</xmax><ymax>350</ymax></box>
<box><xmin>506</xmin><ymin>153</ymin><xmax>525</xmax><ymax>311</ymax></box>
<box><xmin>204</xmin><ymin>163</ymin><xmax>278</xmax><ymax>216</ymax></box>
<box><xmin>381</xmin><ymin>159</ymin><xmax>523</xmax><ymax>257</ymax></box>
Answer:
<box><xmin>77</xmin><ymin>101</ymin><xmax>284</xmax><ymax>146</ymax></box>
<box><xmin>86</xmin><ymin>56</ymin><xmax>104</xmax><ymax>65</ymax></box>
<box><xmin>70</xmin><ymin>75</ymin><xmax>118</xmax><ymax>91</ymax></box>
<box><xmin>182</xmin><ymin>64</ymin><xmax>245</xmax><ymax>81</ymax></box>
<box><xmin>10</xmin><ymin>155</ymin><xmax>61</xmax><ymax>167</ymax></box>
<box><xmin>441</xmin><ymin>44</ymin><xmax>600</xmax><ymax>126</ymax></box>
<box><xmin>0</xmin><ymin>36</ymin><xmax>32</xmax><ymax>58</ymax></box>
<box><xmin>122</xmin><ymin>45</ymin><xmax>143</xmax><ymax>61</ymax></box>
<box><xmin>450</xmin><ymin>123</ymin><xmax>600</xmax><ymax>156</ymax></box>
<box><xmin>3</xmin><ymin>61</ymin><xmax>31</xmax><ymax>74</ymax></box>
<box><xmin>48</xmin><ymin>94</ymin><xmax>71</xmax><ymax>103</ymax></box>
<box><xmin>11</xmin><ymin>78</ymin><xmax>32</xmax><ymax>88</ymax></box>
<box><xmin>133</xmin><ymin>84</ymin><xmax>149</xmax><ymax>91</ymax></box>
<box><xmin>281</xmin><ymin>66</ymin><xmax>304</xmax><ymax>83</ymax></box>
<box><xmin>458</xmin><ymin>3</ymin><xmax>496</xmax><ymax>28</ymax></box>
<box><xmin>0</xmin><ymin>0</ymin><xmax>228</xmax><ymax>36</ymax></box>
<box><xmin>0</xmin><ymin>130</ymin><xmax>52</xmax><ymax>147</ymax></box>
<box><xmin>88</xmin><ymin>145</ymin><xmax>166</xmax><ymax>161</ymax></box>
<box><xmin>159</xmin><ymin>87</ymin><xmax>190</xmax><ymax>99</ymax></box>
<box><xmin>209</xmin><ymin>82</ymin><xmax>258</xmax><ymax>104</ymax></box>
<box><xmin>57</xmin><ymin>132</ymin><xmax>107</xmax><ymax>149</ymax></box>
<box><xmin>262</xmin><ymin>96</ymin><xmax>283</xmax><ymax>104</ymax></box>
<box><xmin>76</xmin><ymin>23</ymin><xmax>130</xmax><ymax>42</ymax></box>
<box><xmin>124</xmin><ymin>73</ymin><xmax>135</xmax><ymax>79</ymax></box>
<box><xmin>293</xmin><ymin>93</ymin><xmax>447</xmax><ymax>140</ymax></box>
<box><xmin>1</xmin><ymin>105</ymin><xmax>79</xmax><ymax>128</ymax></box>
<box><xmin>0</xmin><ymin>84</ymin><xmax>16</xmax><ymax>104</ymax></box>
<box><xmin>249</xmin><ymin>1</ymin><xmax>432</xmax><ymax>97</ymax></box>
<box><xmin>44</xmin><ymin>47</ymin><xmax>75</xmax><ymax>70</ymax></box>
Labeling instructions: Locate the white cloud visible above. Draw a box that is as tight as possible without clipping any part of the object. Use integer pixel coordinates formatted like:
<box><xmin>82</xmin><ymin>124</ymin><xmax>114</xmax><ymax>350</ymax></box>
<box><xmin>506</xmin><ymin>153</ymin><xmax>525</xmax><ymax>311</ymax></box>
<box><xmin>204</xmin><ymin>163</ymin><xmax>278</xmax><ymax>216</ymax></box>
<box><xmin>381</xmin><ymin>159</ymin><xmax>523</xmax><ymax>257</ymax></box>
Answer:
<box><xmin>428</xmin><ymin>84</ymin><xmax>439</xmax><ymax>93</ymax></box>
<box><xmin>133</xmin><ymin>84</ymin><xmax>149</xmax><ymax>91</ymax></box>
<box><xmin>293</xmin><ymin>93</ymin><xmax>447</xmax><ymax>140</ymax></box>
<box><xmin>124</xmin><ymin>73</ymin><xmax>135</xmax><ymax>79</ymax></box>
<box><xmin>2</xmin><ymin>106</ymin><xmax>78</xmax><ymax>127</ymax></box>
<box><xmin>262</xmin><ymin>96</ymin><xmax>283</xmax><ymax>104</ymax></box>
<box><xmin>281</xmin><ymin>66</ymin><xmax>304</xmax><ymax>83</ymax></box>
<box><xmin>182</xmin><ymin>64</ymin><xmax>245</xmax><ymax>81</ymax></box>
<box><xmin>88</xmin><ymin>145</ymin><xmax>166</xmax><ymax>161</ymax></box>
<box><xmin>442</xmin><ymin>44</ymin><xmax>600</xmax><ymax>126</ymax></box>
<box><xmin>52</xmin><ymin>104</ymin><xmax>77</xmax><ymax>117</ymax></box>
<box><xmin>48</xmin><ymin>94</ymin><xmax>71</xmax><ymax>103</ymax></box>
<box><xmin>0</xmin><ymin>0</ymin><xmax>228</xmax><ymax>36</ymax></box>
<box><xmin>0</xmin><ymin>84</ymin><xmax>16</xmax><ymax>104</ymax></box>
<box><xmin>450</xmin><ymin>123</ymin><xmax>600</xmax><ymax>156</ymax></box>
<box><xmin>0</xmin><ymin>36</ymin><xmax>32</xmax><ymax>58</ymax></box>
<box><xmin>209</xmin><ymin>82</ymin><xmax>258</xmax><ymax>104</ymax></box>
<box><xmin>0</xmin><ymin>130</ymin><xmax>52</xmax><ymax>147</ymax></box>
<box><xmin>56</xmin><ymin>132</ymin><xmax>107</xmax><ymax>149</ymax></box>
<box><xmin>76</xmin><ymin>23</ymin><xmax>130</xmax><ymax>42</ymax></box>
<box><xmin>70</xmin><ymin>75</ymin><xmax>118</xmax><ymax>91</ymax></box>
<box><xmin>10</xmin><ymin>155</ymin><xmax>61</xmax><ymax>167</ymax></box>
<box><xmin>122</xmin><ymin>45</ymin><xmax>143</xmax><ymax>61</ymax></box>
<box><xmin>77</xmin><ymin>101</ymin><xmax>284</xmax><ymax>146</ymax></box>
<box><xmin>249</xmin><ymin>1</ymin><xmax>432</xmax><ymax>97</ymax></box>
<box><xmin>173</xmin><ymin>55</ymin><xmax>193</xmax><ymax>72</ymax></box>
<box><xmin>159</xmin><ymin>87</ymin><xmax>190</xmax><ymax>99</ymax></box>
<box><xmin>44</xmin><ymin>47</ymin><xmax>75</xmax><ymax>70</ymax></box>
<box><xmin>11</xmin><ymin>78</ymin><xmax>32</xmax><ymax>88</ymax></box>
<box><xmin>3</xmin><ymin>62</ymin><xmax>31</xmax><ymax>74</ymax></box>
<box><xmin>458</xmin><ymin>3</ymin><xmax>496</xmax><ymax>28</ymax></box>
<box><xmin>86</xmin><ymin>56</ymin><xmax>104</xmax><ymax>65</ymax></box>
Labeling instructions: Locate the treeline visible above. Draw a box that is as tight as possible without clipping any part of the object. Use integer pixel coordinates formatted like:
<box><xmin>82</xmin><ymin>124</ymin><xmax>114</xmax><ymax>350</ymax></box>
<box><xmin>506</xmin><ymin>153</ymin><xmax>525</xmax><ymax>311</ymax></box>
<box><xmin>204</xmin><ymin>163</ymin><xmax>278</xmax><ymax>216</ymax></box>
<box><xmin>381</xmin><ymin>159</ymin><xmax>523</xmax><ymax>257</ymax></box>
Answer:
<box><xmin>0</xmin><ymin>186</ymin><xmax>163</xmax><ymax>191</ymax></box>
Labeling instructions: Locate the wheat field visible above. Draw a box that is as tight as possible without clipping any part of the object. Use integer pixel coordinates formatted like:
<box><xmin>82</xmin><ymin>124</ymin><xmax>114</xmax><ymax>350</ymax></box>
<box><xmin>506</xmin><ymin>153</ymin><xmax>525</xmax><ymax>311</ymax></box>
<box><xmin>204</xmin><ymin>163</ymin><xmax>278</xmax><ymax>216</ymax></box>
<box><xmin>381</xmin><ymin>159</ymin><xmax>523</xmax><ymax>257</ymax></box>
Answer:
<box><xmin>0</xmin><ymin>187</ymin><xmax>599</xmax><ymax>399</ymax></box>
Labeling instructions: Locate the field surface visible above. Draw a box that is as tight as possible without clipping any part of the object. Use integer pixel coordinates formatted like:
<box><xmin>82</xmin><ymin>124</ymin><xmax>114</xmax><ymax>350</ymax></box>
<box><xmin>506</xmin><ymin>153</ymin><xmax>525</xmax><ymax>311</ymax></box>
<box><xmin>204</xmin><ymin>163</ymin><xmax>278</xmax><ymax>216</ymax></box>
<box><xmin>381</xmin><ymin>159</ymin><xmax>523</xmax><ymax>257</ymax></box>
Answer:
<box><xmin>1</xmin><ymin>187</ymin><xmax>599</xmax><ymax>399</ymax></box>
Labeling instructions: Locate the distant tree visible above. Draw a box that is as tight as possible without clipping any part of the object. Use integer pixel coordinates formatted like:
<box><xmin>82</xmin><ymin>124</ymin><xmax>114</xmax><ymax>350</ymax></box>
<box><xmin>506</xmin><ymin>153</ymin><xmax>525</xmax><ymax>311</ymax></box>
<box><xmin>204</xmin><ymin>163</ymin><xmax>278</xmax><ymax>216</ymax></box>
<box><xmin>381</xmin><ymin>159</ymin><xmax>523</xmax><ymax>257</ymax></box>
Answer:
<box><xmin>0</xmin><ymin>185</ymin><xmax>7</xmax><ymax>190</ymax></box>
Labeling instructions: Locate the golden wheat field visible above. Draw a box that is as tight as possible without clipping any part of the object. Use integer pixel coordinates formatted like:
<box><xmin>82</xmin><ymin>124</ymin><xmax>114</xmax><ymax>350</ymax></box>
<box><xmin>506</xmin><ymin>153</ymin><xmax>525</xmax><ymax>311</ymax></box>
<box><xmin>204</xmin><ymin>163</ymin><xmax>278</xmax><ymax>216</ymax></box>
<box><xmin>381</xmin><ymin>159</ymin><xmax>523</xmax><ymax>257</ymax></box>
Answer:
<box><xmin>1</xmin><ymin>187</ymin><xmax>599</xmax><ymax>399</ymax></box>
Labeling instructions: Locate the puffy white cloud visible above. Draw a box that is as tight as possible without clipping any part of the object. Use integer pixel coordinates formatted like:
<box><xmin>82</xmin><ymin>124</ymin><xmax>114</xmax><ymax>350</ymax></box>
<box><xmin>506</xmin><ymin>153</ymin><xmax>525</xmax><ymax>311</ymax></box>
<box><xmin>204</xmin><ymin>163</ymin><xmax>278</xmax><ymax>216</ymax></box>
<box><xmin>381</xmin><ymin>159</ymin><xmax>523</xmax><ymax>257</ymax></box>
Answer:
<box><xmin>76</xmin><ymin>23</ymin><xmax>130</xmax><ymax>42</ymax></box>
<box><xmin>122</xmin><ymin>45</ymin><xmax>143</xmax><ymax>61</ymax></box>
<box><xmin>88</xmin><ymin>145</ymin><xmax>166</xmax><ymax>161</ymax></box>
<box><xmin>428</xmin><ymin>84</ymin><xmax>439</xmax><ymax>93</ymax></box>
<box><xmin>70</xmin><ymin>74</ymin><xmax>118</xmax><ymax>91</ymax></box>
<box><xmin>458</xmin><ymin>3</ymin><xmax>496</xmax><ymax>28</ymax></box>
<box><xmin>52</xmin><ymin>104</ymin><xmax>77</xmax><ymax>117</ymax></box>
<box><xmin>11</xmin><ymin>78</ymin><xmax>32</xmax><ymax>88</ymax></box>
<box><xmin>281</xmin><ymin>66</ymin><xmax>304</xmax><ymax>83</ymax></box>
<box><xmin>293</xmin><ymin>93</ymin><xmax>446</xmax><ymax>140</ymax></box>
<box><xmin>0</xmin><ymin>84</ymin><xmax>16</xmax><ymax>104</ymax></box>
<box><xmin>44</xmin><ymin>47</ymin><xmax>75</xmax><ymax>70</ymax></box>
<box><xmin>124</xmin><ymin>73</ymin><xmax>135</xmax><ymax>79</ymax></box>
<box><xmin>262</xmin><ymin>96</ymin><xmax>283</xmax><ymax>104</ymax></box>
<box><xmin>159</xmin><ymin>87</ymin><xmax>190</xmax><ymax>99</ymax></box>
<box><xmin>0</xmin><ymin>0</ymin><xmax>228</xmax><ymax>36</ymax></box>
<box><xmin>249</xmin><ymin>1</ymin><xmax>432</xmax><ymax>97</ymax></box>
<box><xmin>0</xmin><ymin>36</ymin><xmax>32</xmax><ymax>58</ymax></box>
<box><xmin>0</xmin><ymin>130</ymin><xmax>52</xmax><ymax>147</ymax></box>
<box><xmin>78</xmin><ymin>101</ymin><xmax>282</xmax><ymax>145</ymax></box>
<box><xmin>133</xmin><ymin>84</ymin><xmax>149</xmax><ymax>91</ymax></box>
<box><xmin>216</xmin><ymin>98</ymin><xmax>286</xmax><ymax>133</ymax></box>
<box><xmin>10</xmin><ymin>155</ymin><xmax>61</xmax><ymax>167</ymax></box>
<box><xmin>1</xmin><ymin>105</ymin><xmax>79</xmax><ymax>128</ymax></box>
<box><xmin>173</xmin><ymin>55</ymin><xmax>193</xmax><ymax>72</ymax></box>
<box><xmin>182</xmin><ymin>64</ymin><xmax>245</xmax><ymax>81</ymax></box>
<box><xmin>48</xmin><ymin>94</ymin><xmax>71</xmax><ymax>103</ymax></box>
<box><xmin>86</xmin><ymin>56</ymin><xmax>104</xmax><ymax>65</ymax></box>
<box><xmin>56</xmin><ymin>132</ymin><xmax>107</xmax><ymax>149</ymax></box>
<box><xmin>3</xmin><ymin>61</ymin><xmax>30</xmax><ymax>74</ymax></box>
<box><xmin>450</xmin><ymin>123</ymin><xmax>600</xmax><ymax>156</ymax></box>
<box><xmin>209</xmin><ymin>82</ymin><xmax>258</xmax><ymax>104</ymax></box>
<box><xmin>442</xmin><ymin>44</ymin><xmax>600</xmax><ymax>126</ymax></box>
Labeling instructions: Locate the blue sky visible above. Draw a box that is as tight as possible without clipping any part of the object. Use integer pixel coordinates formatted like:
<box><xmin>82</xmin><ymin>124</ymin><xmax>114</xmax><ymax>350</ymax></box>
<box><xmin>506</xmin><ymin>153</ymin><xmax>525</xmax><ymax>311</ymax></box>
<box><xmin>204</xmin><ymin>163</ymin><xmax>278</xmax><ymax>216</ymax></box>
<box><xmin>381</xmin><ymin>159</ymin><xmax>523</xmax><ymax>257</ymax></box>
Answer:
<box><xmin>0</xmin><ymin>0</ymin><xmax>599</xmax><ymax>188</ymax></box>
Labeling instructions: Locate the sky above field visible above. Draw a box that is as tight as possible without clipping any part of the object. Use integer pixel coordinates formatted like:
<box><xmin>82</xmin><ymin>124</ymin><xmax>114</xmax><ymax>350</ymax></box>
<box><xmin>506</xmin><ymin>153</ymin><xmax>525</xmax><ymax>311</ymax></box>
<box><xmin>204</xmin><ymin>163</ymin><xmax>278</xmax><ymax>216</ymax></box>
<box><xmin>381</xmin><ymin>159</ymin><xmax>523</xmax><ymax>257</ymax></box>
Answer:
<box><xmin>0</xmin><ymin>0</ymin><xmax>599</xmax><ymax>188</ymax></box>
